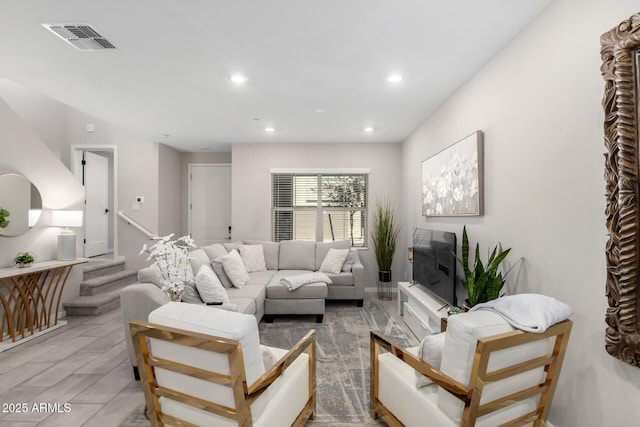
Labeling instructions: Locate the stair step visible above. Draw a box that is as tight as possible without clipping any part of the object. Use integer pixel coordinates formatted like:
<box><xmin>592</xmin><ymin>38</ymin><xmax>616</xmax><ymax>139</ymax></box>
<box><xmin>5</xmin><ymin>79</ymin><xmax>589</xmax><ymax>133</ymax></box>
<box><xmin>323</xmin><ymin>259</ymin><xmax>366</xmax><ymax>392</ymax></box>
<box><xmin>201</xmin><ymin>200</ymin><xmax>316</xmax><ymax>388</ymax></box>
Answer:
<box><xmin>83</xmin><ymin>259</ymin><xmax>126</xmax><ymax>281</ymax></box>
<box><xmin>80</xmin><ymin>270</ymin><xmax>138</xmax><ymax>296</ymax></box>
<box><xmin>63</xmin><ymin>290</ymin><xmax>122</xmax><ymax>316</ymax></box>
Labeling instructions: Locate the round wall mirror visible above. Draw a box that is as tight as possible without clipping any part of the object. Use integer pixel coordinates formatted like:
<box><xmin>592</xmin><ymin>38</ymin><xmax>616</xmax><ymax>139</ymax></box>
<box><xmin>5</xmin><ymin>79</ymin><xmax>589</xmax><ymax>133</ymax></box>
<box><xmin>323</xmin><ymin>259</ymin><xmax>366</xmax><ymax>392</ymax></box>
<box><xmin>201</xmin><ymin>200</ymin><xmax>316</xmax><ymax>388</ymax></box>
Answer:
<box><xmin>0</xmin><ymin>173</ymin><xmax>42</xmax><ymax>237</ymax></box>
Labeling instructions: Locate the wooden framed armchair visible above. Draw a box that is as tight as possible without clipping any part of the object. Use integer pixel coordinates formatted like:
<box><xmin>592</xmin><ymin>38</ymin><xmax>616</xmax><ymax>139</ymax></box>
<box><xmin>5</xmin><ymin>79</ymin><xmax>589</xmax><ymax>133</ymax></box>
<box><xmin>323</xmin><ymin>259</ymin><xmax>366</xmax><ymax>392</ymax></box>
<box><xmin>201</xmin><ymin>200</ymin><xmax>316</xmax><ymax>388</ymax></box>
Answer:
<box><xmin>130</xmin><ymin>302</ymin><xmax>316</xmax><ymax>426</ymax></box>
<box><xmin>370</xmin><ymin>311</ymin><xmax>572</xmax><ymax>427</ymax></box>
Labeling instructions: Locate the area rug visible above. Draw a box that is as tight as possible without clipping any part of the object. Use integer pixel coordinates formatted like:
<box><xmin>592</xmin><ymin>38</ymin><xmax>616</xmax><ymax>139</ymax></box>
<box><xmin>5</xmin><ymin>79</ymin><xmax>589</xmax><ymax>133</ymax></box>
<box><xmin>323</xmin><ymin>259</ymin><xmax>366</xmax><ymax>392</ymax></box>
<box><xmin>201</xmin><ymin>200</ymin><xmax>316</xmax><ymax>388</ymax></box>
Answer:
<box><xmin>120</xmin><ymin>299</ymin><xmax>417</xmax><ymax>426</ymax></box>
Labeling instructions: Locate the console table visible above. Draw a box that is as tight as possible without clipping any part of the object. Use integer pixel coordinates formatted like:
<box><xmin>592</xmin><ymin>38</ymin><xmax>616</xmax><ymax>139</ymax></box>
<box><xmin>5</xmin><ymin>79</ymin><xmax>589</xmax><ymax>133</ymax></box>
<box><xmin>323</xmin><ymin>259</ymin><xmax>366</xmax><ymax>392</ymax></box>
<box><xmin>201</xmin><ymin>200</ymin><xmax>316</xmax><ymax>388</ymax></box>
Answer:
<box><xmin>0</xmin><ymin>259</ymin><xmax>87</xmax><ymax>351</ymax></box>
<box><xmin>397</xmin><ymin>281</ymin><xmax>449</xmax><ymax>340</ymax></box>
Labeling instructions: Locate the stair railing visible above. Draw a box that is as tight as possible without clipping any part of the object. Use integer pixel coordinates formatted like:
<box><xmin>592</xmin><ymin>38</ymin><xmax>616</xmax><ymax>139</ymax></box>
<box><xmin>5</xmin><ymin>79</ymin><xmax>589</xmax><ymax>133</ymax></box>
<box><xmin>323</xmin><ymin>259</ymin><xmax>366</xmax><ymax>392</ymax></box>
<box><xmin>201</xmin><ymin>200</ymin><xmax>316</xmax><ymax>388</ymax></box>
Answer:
<box><xmin>117</xmin><ymin>210</ymin><xmax>158</xmax><ymax>240</ymax></box>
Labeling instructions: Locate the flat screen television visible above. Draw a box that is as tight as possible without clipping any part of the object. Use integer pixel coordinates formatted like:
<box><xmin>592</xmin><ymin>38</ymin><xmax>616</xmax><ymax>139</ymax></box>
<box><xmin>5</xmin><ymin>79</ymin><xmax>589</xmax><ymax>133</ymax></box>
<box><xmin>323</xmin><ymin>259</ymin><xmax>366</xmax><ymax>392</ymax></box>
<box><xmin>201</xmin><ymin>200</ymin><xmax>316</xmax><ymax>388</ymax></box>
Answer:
<box><xmin>412</xmin><ymin>228</ymin><xmax>457</xmax><ymax>306</ymax></box>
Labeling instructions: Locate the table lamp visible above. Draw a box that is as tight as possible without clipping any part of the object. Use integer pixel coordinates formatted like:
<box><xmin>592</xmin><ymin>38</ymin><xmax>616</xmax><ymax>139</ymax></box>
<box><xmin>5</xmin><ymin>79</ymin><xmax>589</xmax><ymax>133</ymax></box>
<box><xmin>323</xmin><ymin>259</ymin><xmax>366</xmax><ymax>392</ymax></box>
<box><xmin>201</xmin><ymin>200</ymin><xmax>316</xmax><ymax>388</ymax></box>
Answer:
<box><xmin>51</xmin><ymin>210</ymin><xmax>83</xmax><ymax>260</ymax></box>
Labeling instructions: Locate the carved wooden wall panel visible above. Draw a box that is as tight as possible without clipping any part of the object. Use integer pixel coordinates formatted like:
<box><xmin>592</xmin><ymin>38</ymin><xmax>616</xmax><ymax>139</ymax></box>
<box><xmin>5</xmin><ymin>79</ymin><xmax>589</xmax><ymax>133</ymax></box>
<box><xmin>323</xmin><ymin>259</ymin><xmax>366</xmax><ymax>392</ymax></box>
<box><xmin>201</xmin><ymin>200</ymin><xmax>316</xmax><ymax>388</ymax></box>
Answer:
<box><xmin>601</xmin><ymin>12</ymin><xmax>640</xmax><ymax>367</ymax></box>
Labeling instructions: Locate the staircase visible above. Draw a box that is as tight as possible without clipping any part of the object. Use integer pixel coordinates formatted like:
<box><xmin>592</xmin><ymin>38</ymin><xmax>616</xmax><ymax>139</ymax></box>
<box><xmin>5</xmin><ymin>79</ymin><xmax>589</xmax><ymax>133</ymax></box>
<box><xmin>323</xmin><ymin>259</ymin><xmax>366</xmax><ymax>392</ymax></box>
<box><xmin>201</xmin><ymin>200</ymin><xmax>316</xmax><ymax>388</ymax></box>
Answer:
<box><xmin>63</xmin><ymin>259</ymin><xmax>138</xmax><ymax>316</ymax></box>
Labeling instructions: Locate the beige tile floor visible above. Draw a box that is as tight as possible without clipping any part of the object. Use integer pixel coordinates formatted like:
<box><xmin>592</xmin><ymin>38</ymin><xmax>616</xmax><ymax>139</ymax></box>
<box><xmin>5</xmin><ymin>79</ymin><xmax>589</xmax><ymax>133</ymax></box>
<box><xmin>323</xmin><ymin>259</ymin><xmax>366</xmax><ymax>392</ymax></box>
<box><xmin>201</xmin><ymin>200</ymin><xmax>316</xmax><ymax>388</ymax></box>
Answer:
<box><xmin>0</xmin><ymin>291</ymin><xmax>406</xmax><ymax>426</ymax></box>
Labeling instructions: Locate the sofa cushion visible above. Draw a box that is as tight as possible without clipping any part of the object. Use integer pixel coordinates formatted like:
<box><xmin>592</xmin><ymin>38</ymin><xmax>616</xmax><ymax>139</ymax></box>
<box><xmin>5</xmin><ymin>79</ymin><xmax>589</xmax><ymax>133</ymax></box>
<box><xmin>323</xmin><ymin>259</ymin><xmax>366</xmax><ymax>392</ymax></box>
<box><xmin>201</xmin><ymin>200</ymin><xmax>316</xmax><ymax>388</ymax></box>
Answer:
<box><xmin>239</xmin><ymin>245</ymin><xmax>267</xmax><ymax>273</ymax></box>
<box><xmin>247</xmin><ymin>270</ymin><xmax>277</xmax><ymax>287</ymax></box>
<box><xmin>221</xmin><ymin>250</ymin><xmax>250</xmax><ymax>288</ymax></box>
<box><xmin>244</xmin><ymin>240</ymin><xmax>280</xmax><ymax>270</ymax></box>
<box><xmin>315</xmin><ymin>240</ymin><xmax>350</xmax><ymax>271</ymax></box>
<box><xmin>226</xmin><ymin>284</ymin><xmax>266</xmax><ymax>305</ymax></box>
<box><xmin>189</xmin><ymin>248</ymin><xmax>212</xmax><ymax>276</ymax></box>
<box><xmin>266</xmin><ymin>271</ymin><xmax>328</xmax><ymax>299</ymax></box>
<box><xmin>278</xmin><ymin>240</ymin><xmax>316</xmax><ymax>271</ymax></box>
<box><xmin>195</xmin><ymin>265</ymin><xmax>229</xmax><ymax>304</ymax></box>
<box><xmin>324</xmin><ymin>272</ymin><xmax>354</xmax><ymax>286</ymax></box>
<box><xmin>223</xmin><ymin>240</ymin><xmax>244</xmax><ymax>252</ymax></box>
<box><xmin>228</xmin><ymin>297</ymin><xmax>256</xmax><ymax>315</ymax></box>
<box><xmin>201</xmin><ymin>243</ymin><xmax>227</xmax><ymax>261</ymax></box>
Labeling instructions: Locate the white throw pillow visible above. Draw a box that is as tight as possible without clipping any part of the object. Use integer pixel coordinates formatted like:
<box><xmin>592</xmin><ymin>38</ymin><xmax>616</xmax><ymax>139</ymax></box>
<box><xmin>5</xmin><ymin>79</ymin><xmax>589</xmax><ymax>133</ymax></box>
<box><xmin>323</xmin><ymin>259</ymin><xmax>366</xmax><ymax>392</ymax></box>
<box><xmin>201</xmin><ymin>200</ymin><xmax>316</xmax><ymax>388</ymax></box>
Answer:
<box><xmin>239</xmin><ymin>245</ymin><xmax>267</xmax><ymax>273</ymax></box>
<box><xmin>221</xmin><ymin>249</ymin><xmax>250</xmax><ymax>288</ymax></box>
<box><xmin>195</xmin><ymin>265</ymin><xmax>229</xmax><ymax>304</ymax></box>
<box><xmin>415</xmin><ymin>332</ymin><xmax>446</xmax><ymax>388</ymax></box>
<box><xmin>319</xmin><ymin>248</ymin><xmax>350</xmax><ymax>274</ymax></box>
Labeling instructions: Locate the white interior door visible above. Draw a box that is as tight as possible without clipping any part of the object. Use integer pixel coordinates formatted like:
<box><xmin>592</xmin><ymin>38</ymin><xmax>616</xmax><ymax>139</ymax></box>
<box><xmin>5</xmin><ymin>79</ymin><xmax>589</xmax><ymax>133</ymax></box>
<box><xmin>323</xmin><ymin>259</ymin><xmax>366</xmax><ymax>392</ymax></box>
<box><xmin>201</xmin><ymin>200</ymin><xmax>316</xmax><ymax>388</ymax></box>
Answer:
<box><xmin>189</xmin><ymin>164</ymin><xmax>231</xmax><ymax>246</ymax></box>
<box><xmin>84</xmin><ymin>151</ymin><xmax>110</xmax><ymax>257</ymax></box>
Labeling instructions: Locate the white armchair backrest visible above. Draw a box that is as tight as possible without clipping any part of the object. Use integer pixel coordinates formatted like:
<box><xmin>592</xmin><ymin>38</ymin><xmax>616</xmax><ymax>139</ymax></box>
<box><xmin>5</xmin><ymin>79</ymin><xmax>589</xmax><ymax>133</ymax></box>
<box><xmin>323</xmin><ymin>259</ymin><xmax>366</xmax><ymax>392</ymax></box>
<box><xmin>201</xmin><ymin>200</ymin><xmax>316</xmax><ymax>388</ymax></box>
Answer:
<box><xmin>148</xmin><ymin>302</ymin><xmax>267</xmax><ymax>417</ymax></box>
<box><xmin>438</xmin><ymin>311</ymin><xmax>552</xmax><ymax>424</ymax></box>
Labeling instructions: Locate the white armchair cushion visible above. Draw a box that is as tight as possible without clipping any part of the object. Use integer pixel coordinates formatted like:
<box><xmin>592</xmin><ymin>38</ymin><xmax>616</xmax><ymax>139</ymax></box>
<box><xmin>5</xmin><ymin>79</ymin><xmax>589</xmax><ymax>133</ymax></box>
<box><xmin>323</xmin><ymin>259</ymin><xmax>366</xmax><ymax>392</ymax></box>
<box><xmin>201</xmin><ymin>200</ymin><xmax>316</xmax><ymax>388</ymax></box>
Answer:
<box><xmin>437</xmin><ymin>311</ymin><xmax>550</xmax><ymax>424</ymax></box>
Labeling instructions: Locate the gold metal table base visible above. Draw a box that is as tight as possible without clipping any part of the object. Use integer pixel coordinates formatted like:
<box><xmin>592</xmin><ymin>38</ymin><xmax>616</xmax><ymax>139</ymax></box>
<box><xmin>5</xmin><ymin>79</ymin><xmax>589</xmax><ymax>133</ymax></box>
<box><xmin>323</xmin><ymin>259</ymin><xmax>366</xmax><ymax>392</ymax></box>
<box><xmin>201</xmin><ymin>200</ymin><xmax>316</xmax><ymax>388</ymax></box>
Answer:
<box><xmin>0</xmin><ymin>259</ymin><xmax>86</xmax><ymax>351</ymax></box>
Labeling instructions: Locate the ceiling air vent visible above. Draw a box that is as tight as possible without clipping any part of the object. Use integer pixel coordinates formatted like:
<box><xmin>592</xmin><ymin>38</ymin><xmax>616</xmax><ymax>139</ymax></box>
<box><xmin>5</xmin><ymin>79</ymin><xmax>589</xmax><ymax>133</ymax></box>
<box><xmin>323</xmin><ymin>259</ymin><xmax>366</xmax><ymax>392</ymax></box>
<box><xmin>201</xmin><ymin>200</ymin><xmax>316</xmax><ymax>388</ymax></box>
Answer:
<box><xmin>42</xmin><ymin>24</ymin><xmax>116</xmax><ymax>51</ymax></box>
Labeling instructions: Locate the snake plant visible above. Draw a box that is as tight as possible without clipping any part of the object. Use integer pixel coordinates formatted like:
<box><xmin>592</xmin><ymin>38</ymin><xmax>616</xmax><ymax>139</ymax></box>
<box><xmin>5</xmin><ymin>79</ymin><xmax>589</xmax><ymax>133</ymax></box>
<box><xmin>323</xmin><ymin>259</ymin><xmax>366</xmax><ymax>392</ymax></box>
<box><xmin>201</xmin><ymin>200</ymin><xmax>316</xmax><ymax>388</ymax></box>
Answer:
<box><xmin>456</xmin><ymin>226</ymin><xmax>511</xmax><ymax>307</ymax></box>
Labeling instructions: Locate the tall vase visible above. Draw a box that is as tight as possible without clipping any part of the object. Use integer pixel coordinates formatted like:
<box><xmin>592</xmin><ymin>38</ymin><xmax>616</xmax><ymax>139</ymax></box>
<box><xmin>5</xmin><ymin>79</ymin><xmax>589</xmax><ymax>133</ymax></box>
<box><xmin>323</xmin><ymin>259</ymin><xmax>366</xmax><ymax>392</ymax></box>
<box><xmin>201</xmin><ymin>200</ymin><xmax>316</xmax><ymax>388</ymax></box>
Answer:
<box><xmin>378</xmin><ymin>270</ymin><xmax>392</xmax><ymax>301</ymax></box>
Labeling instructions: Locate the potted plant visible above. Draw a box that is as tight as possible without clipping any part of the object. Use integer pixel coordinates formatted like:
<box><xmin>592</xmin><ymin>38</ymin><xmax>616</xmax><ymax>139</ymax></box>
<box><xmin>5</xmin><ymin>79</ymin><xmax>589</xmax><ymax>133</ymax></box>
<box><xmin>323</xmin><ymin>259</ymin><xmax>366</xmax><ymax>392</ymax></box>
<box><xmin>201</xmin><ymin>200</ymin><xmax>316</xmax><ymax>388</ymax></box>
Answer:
<box><xmin>13</xmin><ymin>252</ymin><xmax>36</xmax><ymax>268</ymax></box>
<box><xmin>455</xmin><ymin>226</ymin><xmax>512</xmax><ymax>308</ymax></box>
<box><xmin>0</xmin><ymin>207</ymin><xmax>9</xmax><ymax>229</ymax></box>
<box><xmin>370</xmin><ymin>199</ymin><xmax>401</xmax><ymax>300</ymax></box>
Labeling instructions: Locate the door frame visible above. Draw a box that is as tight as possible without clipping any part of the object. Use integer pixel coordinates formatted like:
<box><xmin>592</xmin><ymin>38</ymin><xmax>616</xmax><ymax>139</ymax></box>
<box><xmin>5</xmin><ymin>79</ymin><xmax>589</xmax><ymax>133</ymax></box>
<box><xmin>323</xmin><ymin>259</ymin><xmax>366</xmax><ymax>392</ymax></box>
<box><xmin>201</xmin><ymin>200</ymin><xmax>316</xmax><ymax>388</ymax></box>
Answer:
<box><xmin>70</xmin><ymin>145</ymin><xmax>119</xmax><ymax>259</ymax></box>
<box><xmin>187</xmin><ymin>163</ymin><xmax>231</xmax><ymax>241</ymax></box>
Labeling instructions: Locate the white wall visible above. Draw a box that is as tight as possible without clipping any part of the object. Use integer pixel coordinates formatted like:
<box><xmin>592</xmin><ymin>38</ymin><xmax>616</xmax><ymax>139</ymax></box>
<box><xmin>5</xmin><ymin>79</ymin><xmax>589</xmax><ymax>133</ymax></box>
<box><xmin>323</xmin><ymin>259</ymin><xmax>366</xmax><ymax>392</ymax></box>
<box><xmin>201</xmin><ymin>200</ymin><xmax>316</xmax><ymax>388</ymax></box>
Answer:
<box><xmin>401</xmin><ymin>0</ymin><xmax>640</xmax><ymax>425</ymax></box>
<box><xmin>232</xmin><ymin>143</ymin><xmax>403</xmax><ymax>288</ymax></box>
<box><xmin>0</xmin><ymin>96</ymin><xmax>85</xmax><ymax>309</ymax></box>
<box><xmin>158</xmin><ymin>143</ymin><xmax>182</xmax><ymax>237</ymax></box>
<box><xmin>63</xmin><ymin>110</ymin><xmax>161</xmax><ymax>270</ymax></box>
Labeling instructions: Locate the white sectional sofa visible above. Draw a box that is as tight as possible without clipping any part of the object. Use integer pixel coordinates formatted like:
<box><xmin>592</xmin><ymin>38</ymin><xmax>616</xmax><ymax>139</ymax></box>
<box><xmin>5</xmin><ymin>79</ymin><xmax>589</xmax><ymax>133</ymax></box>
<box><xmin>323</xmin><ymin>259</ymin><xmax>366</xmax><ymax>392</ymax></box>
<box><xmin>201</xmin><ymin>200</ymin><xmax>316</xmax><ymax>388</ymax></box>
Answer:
<box><xmin>121</xmin><ymin>239</ymin><xmax>365</xmax><ymax>379</ymax></box>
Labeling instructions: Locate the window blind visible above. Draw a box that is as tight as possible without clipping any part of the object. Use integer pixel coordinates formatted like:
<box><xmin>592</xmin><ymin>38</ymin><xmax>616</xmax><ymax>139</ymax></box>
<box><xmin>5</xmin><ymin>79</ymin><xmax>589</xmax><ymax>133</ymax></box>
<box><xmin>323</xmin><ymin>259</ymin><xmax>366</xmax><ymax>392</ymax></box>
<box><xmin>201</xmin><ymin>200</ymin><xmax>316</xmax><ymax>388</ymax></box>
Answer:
<box><xmin>272</xmin><ymin>172</ymin><xmax>368</xmax><ymax>246</ymax></box>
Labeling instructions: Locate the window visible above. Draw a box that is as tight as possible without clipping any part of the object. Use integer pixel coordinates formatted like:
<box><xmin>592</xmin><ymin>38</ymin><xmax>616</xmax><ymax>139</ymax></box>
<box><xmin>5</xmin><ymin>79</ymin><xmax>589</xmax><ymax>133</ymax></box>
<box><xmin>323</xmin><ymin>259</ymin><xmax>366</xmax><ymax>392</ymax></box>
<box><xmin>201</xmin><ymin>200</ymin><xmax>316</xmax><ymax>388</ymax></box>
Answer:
<box><xmin>272</xmin><ymin>170</ymin><xmax>369</xmax><ymax>247</ymax></box>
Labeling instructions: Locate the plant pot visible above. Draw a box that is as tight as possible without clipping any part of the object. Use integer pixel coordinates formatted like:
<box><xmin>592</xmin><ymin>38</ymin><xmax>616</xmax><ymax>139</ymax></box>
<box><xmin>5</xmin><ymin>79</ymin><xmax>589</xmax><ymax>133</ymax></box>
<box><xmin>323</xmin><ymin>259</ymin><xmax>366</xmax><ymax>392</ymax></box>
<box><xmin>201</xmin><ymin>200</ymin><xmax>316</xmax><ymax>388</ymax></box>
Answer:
<box><xmin>378</xmin><ymin>270</ymin><xmax>392</xmax><ymax>301</ymax></box>
<box><xmin>16</xmin><ymin>262</ymin><xmax>33</xmax><ymax>268</ymax></box>
<box><xmin>378</xmin><ymin>270</ymin><xmax>392</xmax><ymax>283</ymax></box>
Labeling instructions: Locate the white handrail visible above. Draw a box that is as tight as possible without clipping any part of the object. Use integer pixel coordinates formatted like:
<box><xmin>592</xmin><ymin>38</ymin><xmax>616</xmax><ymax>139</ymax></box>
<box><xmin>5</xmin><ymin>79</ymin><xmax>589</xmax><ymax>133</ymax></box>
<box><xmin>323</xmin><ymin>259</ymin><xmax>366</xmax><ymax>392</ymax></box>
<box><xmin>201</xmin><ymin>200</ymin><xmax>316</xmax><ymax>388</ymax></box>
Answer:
<box><xmin>117</xmin><ymin>210</ymin><xmax>158</xmax><ymax>240</ymax></box>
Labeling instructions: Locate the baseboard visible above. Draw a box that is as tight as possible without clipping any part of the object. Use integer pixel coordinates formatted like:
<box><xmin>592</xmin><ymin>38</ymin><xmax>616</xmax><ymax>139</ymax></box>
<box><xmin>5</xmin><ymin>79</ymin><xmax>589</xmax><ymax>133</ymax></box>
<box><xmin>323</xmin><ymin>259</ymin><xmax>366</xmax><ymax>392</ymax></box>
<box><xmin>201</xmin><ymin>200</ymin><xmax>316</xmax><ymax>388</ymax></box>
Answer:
<box><xmin>365</xmin><ymin>286</ymin><xmax>397</xmax><ymax>294</ymax></box>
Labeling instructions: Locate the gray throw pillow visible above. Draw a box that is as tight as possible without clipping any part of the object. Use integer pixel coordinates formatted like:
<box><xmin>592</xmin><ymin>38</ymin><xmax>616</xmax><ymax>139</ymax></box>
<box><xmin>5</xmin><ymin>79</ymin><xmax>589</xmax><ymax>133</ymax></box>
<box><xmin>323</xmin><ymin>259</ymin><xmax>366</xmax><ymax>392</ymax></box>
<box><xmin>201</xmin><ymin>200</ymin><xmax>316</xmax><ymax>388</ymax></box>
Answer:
<box><xmin>211</xmin><ymin>257</ymin><xmax>234</xmax><ymax>288</ymax></box>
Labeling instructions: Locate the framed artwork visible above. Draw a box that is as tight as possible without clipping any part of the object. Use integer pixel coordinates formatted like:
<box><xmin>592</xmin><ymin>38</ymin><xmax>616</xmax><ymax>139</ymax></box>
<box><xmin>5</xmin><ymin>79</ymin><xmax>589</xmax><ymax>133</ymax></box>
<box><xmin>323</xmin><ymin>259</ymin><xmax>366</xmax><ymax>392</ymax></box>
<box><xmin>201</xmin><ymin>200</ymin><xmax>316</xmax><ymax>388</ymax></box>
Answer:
<box><xmin>421</xmin><ymin>130</ymin><xmax>483</xmax><ymax>216</ymax></box>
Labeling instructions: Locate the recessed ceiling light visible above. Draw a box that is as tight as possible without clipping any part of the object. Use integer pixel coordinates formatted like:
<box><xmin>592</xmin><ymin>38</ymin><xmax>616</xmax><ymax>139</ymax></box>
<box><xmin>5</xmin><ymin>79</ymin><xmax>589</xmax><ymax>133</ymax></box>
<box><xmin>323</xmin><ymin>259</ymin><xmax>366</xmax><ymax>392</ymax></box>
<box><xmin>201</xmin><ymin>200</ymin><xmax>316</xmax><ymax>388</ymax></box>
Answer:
<box><xmin>386</xmin><ymin>74</ymin><xmax>403</xmax><ymax>83</ymax></box>
<box><xmin>314</xmin><ymin>108</ymin><xmax>325</xmax><ymax>113</ymax></box>
<box><xmin>364</xmin><ymin>127</ymin><xmax>375</xmax><ymax>133</ymax></box>
<box><xmin>230</xmin><ymin>74</ymin><xmax>248</xmax><ymax>84</ymax></box>
<box><xmin>265</xmin><ymin>127</ymin><xmax>275</xmax><ymax>133</ymax></box>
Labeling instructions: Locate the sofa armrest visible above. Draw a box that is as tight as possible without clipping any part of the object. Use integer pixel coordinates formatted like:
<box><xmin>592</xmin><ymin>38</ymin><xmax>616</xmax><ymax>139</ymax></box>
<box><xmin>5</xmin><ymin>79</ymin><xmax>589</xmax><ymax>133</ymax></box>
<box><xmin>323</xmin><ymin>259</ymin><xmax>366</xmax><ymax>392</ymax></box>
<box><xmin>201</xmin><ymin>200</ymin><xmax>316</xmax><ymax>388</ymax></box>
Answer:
<box><xmin>120</xmin><ymin>283</ymin><xmax>169</xmax><ymax>377</ymax></box>
<box><xmin>351</xmin><ymin>250</ymin><xmax>366</xmax><ymax>300</ymax></box>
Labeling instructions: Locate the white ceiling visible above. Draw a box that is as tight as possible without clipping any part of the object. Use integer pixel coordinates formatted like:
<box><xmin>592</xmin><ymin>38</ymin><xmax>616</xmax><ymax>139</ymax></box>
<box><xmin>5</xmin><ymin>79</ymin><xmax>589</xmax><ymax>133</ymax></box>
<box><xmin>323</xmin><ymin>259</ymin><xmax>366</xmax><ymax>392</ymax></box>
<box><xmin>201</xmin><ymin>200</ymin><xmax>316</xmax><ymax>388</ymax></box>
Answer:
<box><xmin>0</xmin><ymin>0</ymin><xmax>553</xmax><ymax>153</ymax></box>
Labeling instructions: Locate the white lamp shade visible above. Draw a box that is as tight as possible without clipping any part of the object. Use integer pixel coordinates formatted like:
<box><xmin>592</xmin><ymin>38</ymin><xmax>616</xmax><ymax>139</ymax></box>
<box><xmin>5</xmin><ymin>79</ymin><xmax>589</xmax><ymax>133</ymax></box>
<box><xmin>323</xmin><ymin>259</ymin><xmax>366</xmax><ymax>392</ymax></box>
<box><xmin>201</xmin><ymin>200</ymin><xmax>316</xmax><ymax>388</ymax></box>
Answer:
<box><xmin>51</xmin><ymin>210</ymin><xmax>83</xmax><ymax>228</ymax></box>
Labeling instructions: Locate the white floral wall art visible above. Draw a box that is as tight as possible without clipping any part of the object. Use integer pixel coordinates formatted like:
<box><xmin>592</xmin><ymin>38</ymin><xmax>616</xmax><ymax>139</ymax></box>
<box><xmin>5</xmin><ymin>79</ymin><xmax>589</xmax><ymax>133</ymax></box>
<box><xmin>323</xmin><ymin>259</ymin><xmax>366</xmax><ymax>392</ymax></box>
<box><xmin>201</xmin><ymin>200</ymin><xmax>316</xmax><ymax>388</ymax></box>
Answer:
<box><xmin>421</xmin><ymin>131</ymin><xmax>483</xmax><ymax>216</ymax></box>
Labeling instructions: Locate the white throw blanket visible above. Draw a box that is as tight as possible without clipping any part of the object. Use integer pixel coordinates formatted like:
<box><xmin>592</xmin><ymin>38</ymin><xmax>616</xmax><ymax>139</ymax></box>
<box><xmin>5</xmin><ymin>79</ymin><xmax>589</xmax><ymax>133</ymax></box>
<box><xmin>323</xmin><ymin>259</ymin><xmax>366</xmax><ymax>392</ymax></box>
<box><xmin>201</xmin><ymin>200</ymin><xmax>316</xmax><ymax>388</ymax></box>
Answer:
<box><xmin>280</xmin><ymin>272</ymin><xmax>332</xmax><ymax>291</ymax></box>
<box><xmin>469</xmin><ymin>293</ymin><xmax>572</xmax><ymax>333</ymax></box>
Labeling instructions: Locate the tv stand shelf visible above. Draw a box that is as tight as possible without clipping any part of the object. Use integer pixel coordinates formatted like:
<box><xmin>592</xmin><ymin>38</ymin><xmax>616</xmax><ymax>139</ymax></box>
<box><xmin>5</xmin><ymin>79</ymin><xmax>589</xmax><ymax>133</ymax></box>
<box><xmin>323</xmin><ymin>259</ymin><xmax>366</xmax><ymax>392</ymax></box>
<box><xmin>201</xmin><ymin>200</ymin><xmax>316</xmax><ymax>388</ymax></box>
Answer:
<box><xmin>398</xmin><ymin>281</ymin><xmax>449</xmax><ymax>340</ymax></box>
